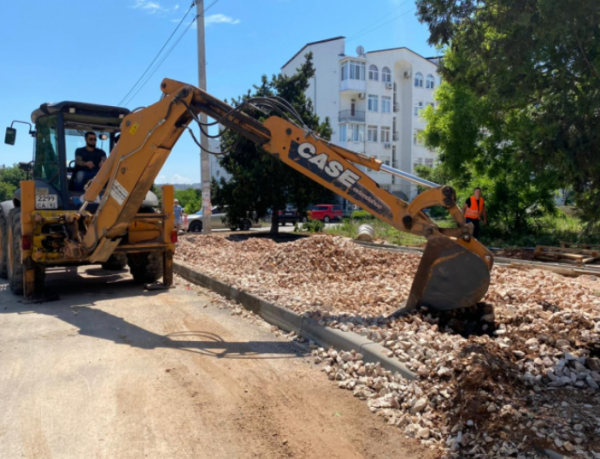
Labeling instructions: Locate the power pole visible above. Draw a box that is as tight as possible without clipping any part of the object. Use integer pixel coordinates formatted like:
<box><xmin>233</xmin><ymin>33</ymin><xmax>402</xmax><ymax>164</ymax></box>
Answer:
<box><xmin>196</xmin><ymin>0</ymin><xmax>211</xmax><ymax>234</ymax></box>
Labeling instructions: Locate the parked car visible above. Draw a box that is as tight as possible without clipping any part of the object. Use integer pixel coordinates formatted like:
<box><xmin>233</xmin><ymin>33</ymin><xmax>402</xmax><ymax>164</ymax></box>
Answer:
<box><xmin>307</xmin><ymin>204</ymin><xmax>343</xmax><ymax>223</ymax></box>
<box><xmin>277</xmin><ymin>207</ymin><xmax>307</xmax><ymax>225</ymax></box>
<box><xmin>186</xmin><ymin>206</ymin><xmax>252</xmax><ymax>232</ymax></box>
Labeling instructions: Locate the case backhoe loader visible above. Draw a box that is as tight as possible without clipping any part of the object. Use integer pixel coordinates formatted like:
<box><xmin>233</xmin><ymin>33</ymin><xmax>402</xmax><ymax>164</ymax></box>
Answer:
<box><xmin>2</xmin><ymin>79</ymin><xmax>493</xmax><ymax>313</ymax></box>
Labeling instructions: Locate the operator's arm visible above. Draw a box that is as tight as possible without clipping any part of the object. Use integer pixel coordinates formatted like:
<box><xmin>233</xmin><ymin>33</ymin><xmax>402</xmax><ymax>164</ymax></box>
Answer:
<box><xmin>75</xmin><ymin>151</ymin><xmax>94</xmax><ymax>170</ymax></box>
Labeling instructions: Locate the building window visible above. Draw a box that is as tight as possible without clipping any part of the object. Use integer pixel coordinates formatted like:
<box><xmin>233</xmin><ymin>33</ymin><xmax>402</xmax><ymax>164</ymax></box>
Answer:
<box><xmin>381</xmin><ymin>126</ymin><xmax>391</xmax><ymax>143</ymax></box>
<box><xmin>384</xmin><ymin>160</ymin><xmax>390</xmax><ymax>166</ymax></box>
<box><xmin>427</xmin><ymin>102</ymin><xmax>434</xmax><ymax>109</ymax></box>
<box><xmin>414</xmin><ymin>72</ymin><xmax>424</xmax><ymax>88</ymax></box>
<box><xmin>368</xmin><ymin>95</ymin><xmax>379</xmax><ymax>112</ymax></box>
<box><xmin>425</xmin><ymin>158</ymin><xmax>434</xmax><ymax>168</ymax></box>
<box><xmin>368</xmin><ymin>65</ymin><xmax>378</xmax><ymax>81</ymax></box>
<box><xmin>414</xmin><ymin>157</ymin><xmax>423</xmax><ymax>168</ymax></box>
<box><xmin>368</xmin><ymin>126</ymin><xmax>378</xmax><ymax>142</ymax></box>
<box><xmin>413</xmin><ymin>129</ymin><xmax>423</xmax><ymax>145</ymax></box>
<box><xmin>414</xmin><ymin>101</ymin><xmax>424</xmax><ymax>116</ymax></box>
<box><xmin>426</xmin><ymin>74</ymin><xmax>435</xmax><ymax>89</ymax></box>
<box><xmin>339</xmin><ymin>124</ymin><xmax>347</xmax><ymax>142</ymax></box>
<box><xmin>348</xmin><ymin>124</ymin><xmax>365</xmax><ymax>142</ymax></box>
<box><xmin>341</xmin><ymin>60</ymin><xmax>366</xmax><ymax>81</ymax></box>
<box><xmin>382</xmin><ymin>67</ymin><xmax>391</xmax><ymax>83</ymax></box>
<box><xmin>381</xmin><ymin>96</ymin><xmax>391</xmax><ymax>113</ymax></box>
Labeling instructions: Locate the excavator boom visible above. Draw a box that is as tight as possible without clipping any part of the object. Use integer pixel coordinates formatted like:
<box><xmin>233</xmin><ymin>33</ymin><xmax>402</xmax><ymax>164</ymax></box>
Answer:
<box><xmin>80</xmin><ymin>78</ymin><xmax>493</xmax><ymax>312</ymax></box>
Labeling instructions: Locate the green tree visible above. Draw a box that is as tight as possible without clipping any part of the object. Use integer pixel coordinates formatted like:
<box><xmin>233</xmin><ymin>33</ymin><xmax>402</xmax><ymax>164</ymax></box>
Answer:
<box><xmin>421</xmin><ymin>82</ymin><xmax>559</xmax><ymax>233</ymax></box>
<box><xmin>174</xmin><ymin>188</ymin><xmax>201</xmax><ymax>214</ymax></box>
<box><xmin>0</xmin><ymin>164</ymin><xmax>28</xmax><ymax>201</ymax></box>
<box><xmin>416</xmin><ymin>0</ymin><xmax>600</xmax><ymax>221</ymax></box>
<box><xmin>212</xmin><ymin>53</ymin><xmax>334</xmax><ymax>234</ymax></box>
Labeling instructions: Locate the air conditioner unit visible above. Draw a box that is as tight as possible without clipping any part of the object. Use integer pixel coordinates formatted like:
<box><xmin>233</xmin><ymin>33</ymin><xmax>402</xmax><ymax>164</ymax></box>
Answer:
<box><xmin>358</xmin><ymin>93</ymin><xmax>366</xmax><ymax>99</ymax></box>
<box><xmin>384</xmin><ymin>143</ymin><xmax>391</xmax><ymax>149</ymax></box>
<box><xmin>403</xmin><ymin>70</ymin><xmax>412</xmax><ymax>79</ymax></box>
<box><xmin>385</xmin><ymin>82</ymin><xmax>393</xmax><ymax>90</ymax></box>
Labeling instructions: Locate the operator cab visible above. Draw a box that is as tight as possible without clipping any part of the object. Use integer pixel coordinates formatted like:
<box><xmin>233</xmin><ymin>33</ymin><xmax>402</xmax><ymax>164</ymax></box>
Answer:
<box><xmin>5</xmin><ymin>102</ymin><xmax>129</xmax><ymax>210</ymax></box>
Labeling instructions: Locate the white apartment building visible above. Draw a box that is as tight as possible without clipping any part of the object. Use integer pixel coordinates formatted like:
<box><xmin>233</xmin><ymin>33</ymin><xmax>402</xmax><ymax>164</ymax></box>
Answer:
<box><xmin>208</xmin><ymin>138</ymin><xmax>232</xmax><ymax>183</ymax></box>
<box><xmin>282</xmin><ymin>37</ymin><xmax>439</xmax><ymax>200</ymax></box>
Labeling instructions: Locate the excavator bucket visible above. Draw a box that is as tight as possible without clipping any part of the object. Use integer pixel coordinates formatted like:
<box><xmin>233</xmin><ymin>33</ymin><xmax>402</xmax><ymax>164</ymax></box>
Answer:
<box><xmin>392</xmin><ymin>237</ymin><xmax>492</xmax><ymax>317</ymax></box>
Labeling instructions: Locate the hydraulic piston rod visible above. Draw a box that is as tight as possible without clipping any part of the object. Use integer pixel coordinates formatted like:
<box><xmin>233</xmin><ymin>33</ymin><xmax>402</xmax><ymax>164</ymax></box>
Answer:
<box><xmin>379</xmin><ymin>164</ymin><xmax>439</xmax><ymax>189</ymax></box>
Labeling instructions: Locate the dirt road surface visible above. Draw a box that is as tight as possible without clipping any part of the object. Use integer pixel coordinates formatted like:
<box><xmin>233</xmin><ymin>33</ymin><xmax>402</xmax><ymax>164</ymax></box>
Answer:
<box><xmin>0</xmin><ymin>267</ymin><xmax>433</xmax><ymax>459</ymax></box>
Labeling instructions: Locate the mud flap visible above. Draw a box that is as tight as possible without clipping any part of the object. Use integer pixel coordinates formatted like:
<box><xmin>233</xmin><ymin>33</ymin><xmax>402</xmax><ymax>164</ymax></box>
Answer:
<box><xmin>391</xmin><ymin>237</ymin><xmax>491</xmax><ymax>317</ymax></box>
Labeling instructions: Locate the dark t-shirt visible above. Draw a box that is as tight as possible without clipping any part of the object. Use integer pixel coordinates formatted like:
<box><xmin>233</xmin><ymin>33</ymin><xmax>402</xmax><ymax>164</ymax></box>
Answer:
<box><xmin>75</xmin><ymin>147</ymin><xmax>107</xmax><ymax>173</ymax></box>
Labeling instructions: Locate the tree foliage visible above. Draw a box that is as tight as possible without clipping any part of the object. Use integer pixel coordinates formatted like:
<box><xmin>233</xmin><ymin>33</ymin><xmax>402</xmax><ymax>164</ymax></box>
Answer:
<box><xmin>416</xmin><ymin>0</ymin><xmax>600</xmax><ymax>221</ymax></box>
<box><xmin>211</xmin><ymin>53</ymin><xmax>334</xmax><ymax>234</ymax></box>
<box><xmin>0</xmin><ymin>164</ymin><xmax>28</xmax><ymax>202</ymax></box>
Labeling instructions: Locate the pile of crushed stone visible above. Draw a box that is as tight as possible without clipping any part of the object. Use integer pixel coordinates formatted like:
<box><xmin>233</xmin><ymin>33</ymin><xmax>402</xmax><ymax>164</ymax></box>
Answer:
<box><xmin>176</xmin><ymin>234</ymin><xmax>600</xmax><ymax>458</ymax></box>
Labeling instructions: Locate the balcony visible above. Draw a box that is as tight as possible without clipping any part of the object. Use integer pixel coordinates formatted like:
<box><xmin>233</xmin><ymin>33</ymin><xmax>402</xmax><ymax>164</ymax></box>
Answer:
<box><xmin>339</xmin><ymin>110</ymin><xmax>366</xmax><ymax>123</ymax></box>
<box><xmin>340</xmin><ymin>78</ymin><xmax>366</xmax><ymax>93</ymax></box>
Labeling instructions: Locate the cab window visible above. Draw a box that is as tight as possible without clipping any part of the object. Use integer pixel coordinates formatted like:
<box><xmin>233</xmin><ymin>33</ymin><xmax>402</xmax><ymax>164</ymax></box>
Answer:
<box><xmin>34</xmin><ymin>116</ymin><xmax>60</xmax><ymax>189</ymax></box>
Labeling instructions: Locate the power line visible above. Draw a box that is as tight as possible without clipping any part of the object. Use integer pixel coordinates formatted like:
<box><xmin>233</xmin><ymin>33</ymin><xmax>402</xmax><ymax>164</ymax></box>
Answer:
<box><xmin>119</xmin><ymin>0</ymin><xmax>223</xmax><ymax>107</ymax></box>
<box><xmin>347</xmin><ymin>7</ymin><xmax>416</xmax><ymax>44</ymax></box>
<box><xmin>118</xmin><ymin>2</ymin><xmax>195</xmax><ymax>106</ymax></box>
<box><xmin>346</xmin><ymin>0</ymin><xmax>413</xmax><ymax>42</ymax></box>
<box><xmin>122</xmin><ymin>16</ymin><xmax>198</xmax><ymax>106</ymax></box>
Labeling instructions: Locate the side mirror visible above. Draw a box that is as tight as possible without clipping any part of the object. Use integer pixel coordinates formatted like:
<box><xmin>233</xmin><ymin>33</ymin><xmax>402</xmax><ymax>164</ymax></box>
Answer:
<box><xmin>5</xmin><ymin>127</ymin><xmax>16</xmax><ymax>145</ymax></box>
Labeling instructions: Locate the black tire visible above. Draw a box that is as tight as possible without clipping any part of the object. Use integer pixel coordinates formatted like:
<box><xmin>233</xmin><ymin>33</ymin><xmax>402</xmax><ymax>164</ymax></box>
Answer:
<box><xmin>240</xmin><ymin>219</ymin><xmax>251</xmax><ymax>231</ymax></box>
<box><xmin>0</xmin><ymin>209</ymin><xmax>9</xmax><ymax>279</ymax></box>
<box><xmin>7</xmin><ymin>208</ymin><xmax>23</xmax><ymax>295</ymax></box>
<box><xmin>127</xmin><ymin>251</ymin><xmax>163</xmax><ymax>284</ymax></box>
<box><xmin>189</xmin><ymin>221</ymin><xmax>202</xmax><ymax>233</ymax></box>
<box><xmin>101</xmin><ymin>253</ymin><xmax>127</xmax><ymax>270</ymax></box>
<box><xmin>324</xmin><ymin>216</ymin><xmax>331</xmax><ymax>223</ymax></box>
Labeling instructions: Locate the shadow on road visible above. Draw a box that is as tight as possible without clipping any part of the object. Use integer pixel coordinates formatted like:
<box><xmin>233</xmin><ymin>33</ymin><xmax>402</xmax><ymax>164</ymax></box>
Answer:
<box><xmin>0</xmin><ymin>267</ymin><xmax>307</xmax><ymax>361</ymax></box>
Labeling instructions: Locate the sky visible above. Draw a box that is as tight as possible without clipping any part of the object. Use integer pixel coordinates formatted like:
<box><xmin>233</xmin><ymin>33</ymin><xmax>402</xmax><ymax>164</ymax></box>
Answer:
<box><xmin>0</xmin><ymin>0</ymin><xmax>437</xmax><ymax>185</ymax></box>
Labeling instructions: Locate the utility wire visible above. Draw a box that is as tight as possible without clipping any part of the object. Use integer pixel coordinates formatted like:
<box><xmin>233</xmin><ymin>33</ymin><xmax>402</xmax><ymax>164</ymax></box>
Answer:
<box><xmin>122</xmin><ymin>15</ymin><xmax>198</xmax><ymax>106</ymax></box>
<box><xmin>119</xmin><ymin>0</ymin><xmax>222</xmax><ymax>107</ymax></box>
<box><xmin>118</xmin><ymin>1</ymin><xmax>195</xmax><ymax>106</ymax></box>
<box><xmin>346</xmin><ymin>0</ymin><xmax>413</xmax><ymax>41</ymax></box>
<box><xmin>347</xmin><ymin>7</ymin><xmax>416</xmax><ymax>43</ymax></box>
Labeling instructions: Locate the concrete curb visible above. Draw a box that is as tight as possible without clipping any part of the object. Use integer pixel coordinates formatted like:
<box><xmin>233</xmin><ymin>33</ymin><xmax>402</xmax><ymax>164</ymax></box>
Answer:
<box><xmin>174</xmin><ymin>261</ymin><xmax>416</xmax><ymax>380</ymax></box>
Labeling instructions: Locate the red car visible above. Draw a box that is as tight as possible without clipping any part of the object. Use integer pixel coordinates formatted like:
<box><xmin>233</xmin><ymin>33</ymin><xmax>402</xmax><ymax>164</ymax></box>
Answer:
<box><xmin>307</xmin><ymin>204</ymin><xmax>343</xmax><ymax>223</ymax></box>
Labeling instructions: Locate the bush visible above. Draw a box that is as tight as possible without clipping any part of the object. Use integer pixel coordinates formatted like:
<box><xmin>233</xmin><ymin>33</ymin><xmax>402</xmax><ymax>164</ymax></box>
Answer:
<box><xmin>296</xmin><ymin>218</ymin><xmax>325</xmax><ymax>233</ymax></box>
<box><xmin>351</xmin><ymin>210</ymin><xmax>373</xmax><ymax>220</ymax></box>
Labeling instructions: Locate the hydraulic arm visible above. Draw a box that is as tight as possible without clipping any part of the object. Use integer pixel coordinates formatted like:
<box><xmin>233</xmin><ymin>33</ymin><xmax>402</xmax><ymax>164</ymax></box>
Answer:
<box><xmin>80</xmin><ymin>78</ymin><xmax>493</xmax><ymax>312</ymax></box>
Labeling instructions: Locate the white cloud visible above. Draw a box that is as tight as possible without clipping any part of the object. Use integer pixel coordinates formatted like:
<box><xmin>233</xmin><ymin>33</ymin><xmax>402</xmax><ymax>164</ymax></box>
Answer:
<box><xmin>132</xmin><ymin>0</ymin><xmax>179</xmax><ymax>14</ymax></box>
<box><xmin>205</xmin><ymin>14</ymin><xmax>241</xmax><ymax>26</ymax></box>
<box><xmin>156</xmin><ymin>175</ymin><xmax>167</xmax><ymax>183</ymax></box>
<box><xmin>171</xmin><ymin>174</ymin><xmax>192</xmax><ymax>184</ymax></box>
<box><xmin>133</xmin><ymin>0</ymin><xmax>162</xmax><ymax>13</ymax></box>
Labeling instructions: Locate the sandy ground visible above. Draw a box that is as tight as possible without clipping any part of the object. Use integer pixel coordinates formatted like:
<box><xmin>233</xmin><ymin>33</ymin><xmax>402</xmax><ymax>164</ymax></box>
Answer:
<box><xmin>0</xmin><ymin>267</ymin><xmax>433</xmax><ymax>459</ymax></box>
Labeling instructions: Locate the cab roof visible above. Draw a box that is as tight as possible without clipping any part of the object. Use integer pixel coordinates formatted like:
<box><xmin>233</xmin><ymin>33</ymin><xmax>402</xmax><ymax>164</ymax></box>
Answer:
<box><xmin>31</xmin><ymin>101</ymin><xmax>130</xmax><ymax>124</ymax></box>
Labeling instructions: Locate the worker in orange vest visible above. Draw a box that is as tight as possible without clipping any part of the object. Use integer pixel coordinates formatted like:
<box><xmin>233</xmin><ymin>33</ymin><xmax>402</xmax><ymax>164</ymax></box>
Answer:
<box><xmin>462</xmin><ymin>187</ymin><xmax>487</xmax><ymax>239</ymax></box>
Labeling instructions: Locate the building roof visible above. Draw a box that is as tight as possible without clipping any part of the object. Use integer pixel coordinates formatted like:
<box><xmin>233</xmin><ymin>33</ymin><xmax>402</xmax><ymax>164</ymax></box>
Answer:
<box><xmin>281</xmin><ymin>36</ymin><xmax>345</xmax><ymax>69</ymax></box>
<box><xmin>366</xmin><ymin>46</ymin><xmax>440</xmax><ymax>66</ymax></box>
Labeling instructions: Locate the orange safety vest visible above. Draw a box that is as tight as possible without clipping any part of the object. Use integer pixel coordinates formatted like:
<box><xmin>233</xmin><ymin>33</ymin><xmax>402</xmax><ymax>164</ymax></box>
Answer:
<box><xmin>465</xmin><ymin>196</ymin><xmax>484</xmax><ymax>219</ymax></box>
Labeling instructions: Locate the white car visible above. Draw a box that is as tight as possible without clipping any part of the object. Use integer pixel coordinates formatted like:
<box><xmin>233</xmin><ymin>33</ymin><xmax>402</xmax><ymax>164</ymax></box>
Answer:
<box><xmin>186</xmin><ymin>206</ymin><xmax>253</xmax><ymax>232</ymax></box>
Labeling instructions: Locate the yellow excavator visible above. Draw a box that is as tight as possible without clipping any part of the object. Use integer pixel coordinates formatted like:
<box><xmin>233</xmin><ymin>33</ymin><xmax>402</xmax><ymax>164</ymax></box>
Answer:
<box><xmin>2</xmin><ymin>78</ymin><xmax>493</xmax><ymax>312</ymax></box>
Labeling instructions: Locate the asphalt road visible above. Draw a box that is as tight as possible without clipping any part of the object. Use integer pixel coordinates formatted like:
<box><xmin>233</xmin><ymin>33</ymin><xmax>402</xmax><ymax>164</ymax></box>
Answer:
<box><xmin>0</xmin><ymin>267</ymin><xmax>432</xmax><ymax>459</ymax></box>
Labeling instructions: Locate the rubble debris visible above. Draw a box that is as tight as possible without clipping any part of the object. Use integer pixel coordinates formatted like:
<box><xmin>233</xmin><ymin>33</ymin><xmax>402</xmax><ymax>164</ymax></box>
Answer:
<box><xmin>176</xmin><ymin>234</ymin><xmax>600</xmax><ymax>458</ymax></box>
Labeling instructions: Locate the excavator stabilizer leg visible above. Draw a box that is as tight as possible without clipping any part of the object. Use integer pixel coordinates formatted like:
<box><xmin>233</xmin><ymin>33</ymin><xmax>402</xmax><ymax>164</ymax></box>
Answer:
<box><xmin>390</xmin><ymin>237</ymin><xmax>492</xmax><ymax>317</ymax></box>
